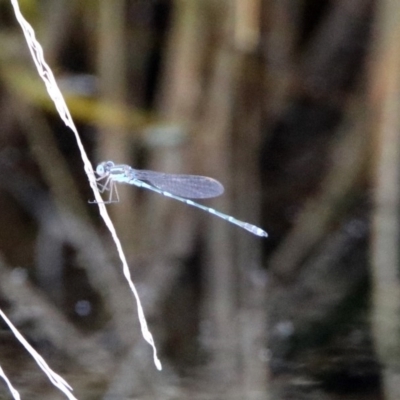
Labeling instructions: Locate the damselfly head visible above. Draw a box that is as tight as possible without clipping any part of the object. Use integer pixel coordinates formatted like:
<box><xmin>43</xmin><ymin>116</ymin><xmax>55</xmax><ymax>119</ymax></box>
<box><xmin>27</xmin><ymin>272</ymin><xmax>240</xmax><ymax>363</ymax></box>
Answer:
<box><xmin>96</xmin><ymin>160</ymin><xmax>115</xmax><ymax>176</ymax></box>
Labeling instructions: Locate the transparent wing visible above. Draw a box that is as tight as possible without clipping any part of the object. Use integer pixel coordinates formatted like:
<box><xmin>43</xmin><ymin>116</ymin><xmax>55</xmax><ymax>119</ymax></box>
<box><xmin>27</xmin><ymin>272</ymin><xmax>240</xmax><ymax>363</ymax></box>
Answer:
<box><xmin>132</xmin><ymin>170</ymin><xmax>224</xmax><ymax>199</ymax></box>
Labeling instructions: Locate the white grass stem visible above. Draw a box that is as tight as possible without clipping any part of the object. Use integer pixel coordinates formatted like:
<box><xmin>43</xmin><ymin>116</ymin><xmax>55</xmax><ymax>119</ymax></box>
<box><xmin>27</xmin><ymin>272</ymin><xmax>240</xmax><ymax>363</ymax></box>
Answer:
<box><xmin>0</xmin><ymin>364</ymin><xmax>21</xmax><ymax>400</ymax></box>
<box><xmin>9</xmin><ymin>0</ymin><xmax>161</xmax><ymax>374</ymax></box>
<box><xmin>0</xmin><ymin>308</ymin><xmax>76</xmax><ymax>399</ymax></box>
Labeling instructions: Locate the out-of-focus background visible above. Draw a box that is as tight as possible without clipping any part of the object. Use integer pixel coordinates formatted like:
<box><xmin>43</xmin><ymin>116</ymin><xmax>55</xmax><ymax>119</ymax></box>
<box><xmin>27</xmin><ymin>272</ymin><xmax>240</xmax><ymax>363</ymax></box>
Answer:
<box><xmin>0</xmin><ymin>0</ymin><xmax>397</xmax><ymax>399</ymax></box>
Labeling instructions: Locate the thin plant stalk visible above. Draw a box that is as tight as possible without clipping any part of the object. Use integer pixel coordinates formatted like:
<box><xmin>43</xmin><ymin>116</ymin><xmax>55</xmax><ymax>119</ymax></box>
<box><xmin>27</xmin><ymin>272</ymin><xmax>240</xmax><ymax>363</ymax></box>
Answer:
<box><xmin>9</xmin><ymin>0</ymin><xmax>161</xmax><ymax>380</ymax></box>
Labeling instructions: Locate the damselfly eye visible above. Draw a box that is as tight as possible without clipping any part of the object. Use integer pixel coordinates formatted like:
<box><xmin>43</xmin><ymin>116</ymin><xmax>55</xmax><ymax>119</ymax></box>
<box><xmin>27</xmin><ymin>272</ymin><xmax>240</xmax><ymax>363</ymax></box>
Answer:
<box><xmin>105</xmin><ymin>161</ymin><xmax>115</xmax><ymax>169</ymax></box>
<box><xmin>96</xmin><ymin>164</ymin><xmax>105</xmax><ymax>175</ymax></box>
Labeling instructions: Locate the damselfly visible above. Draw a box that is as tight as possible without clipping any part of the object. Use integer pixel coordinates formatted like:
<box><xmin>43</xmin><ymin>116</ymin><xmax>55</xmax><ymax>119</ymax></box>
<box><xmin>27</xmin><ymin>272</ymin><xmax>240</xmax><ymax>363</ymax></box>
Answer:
<box><xmin>92</xmin><ymin>161</ymin><xmax>268</xmax><ymax>237</ymax></box>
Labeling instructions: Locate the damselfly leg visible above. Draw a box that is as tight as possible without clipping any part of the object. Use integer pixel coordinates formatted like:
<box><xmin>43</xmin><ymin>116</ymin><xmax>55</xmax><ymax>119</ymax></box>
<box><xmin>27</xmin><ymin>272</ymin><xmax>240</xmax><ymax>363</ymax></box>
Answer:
<box><xmin>89</xmin><ymin>171</ymin><xmax>120</xmax><ymax>204</ymax></box>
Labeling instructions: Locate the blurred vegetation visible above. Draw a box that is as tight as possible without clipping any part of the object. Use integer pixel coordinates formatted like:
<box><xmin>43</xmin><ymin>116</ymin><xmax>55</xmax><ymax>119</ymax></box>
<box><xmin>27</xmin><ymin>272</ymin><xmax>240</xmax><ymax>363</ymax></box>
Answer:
<box><xmin>0</xmin><ymin>0</ymin><xmax>397</xmax><ymax>399</ymax></box>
